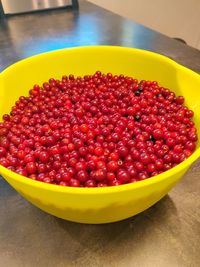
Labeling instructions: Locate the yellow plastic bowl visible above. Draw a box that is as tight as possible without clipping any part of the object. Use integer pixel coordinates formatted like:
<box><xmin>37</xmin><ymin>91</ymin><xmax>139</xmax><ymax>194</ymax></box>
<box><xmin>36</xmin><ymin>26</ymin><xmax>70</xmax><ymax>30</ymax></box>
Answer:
<box><xmin>0</xmin><ymin>46</ymin><xmax>200</xmax><ymax>224</ymax></box>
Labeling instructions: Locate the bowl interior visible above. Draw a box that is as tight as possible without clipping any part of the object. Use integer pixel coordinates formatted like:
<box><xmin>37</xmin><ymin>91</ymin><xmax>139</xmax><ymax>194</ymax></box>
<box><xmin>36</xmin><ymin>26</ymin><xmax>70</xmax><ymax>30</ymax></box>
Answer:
<box><xmin>0</xmin><ymin>46</ymin><xmax>200</xmax><ymax>169</ymax></box>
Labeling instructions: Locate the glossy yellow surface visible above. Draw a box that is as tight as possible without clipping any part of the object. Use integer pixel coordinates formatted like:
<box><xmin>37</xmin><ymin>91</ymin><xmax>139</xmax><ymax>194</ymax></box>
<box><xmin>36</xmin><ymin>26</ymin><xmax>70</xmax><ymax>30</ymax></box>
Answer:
<box><xmin>0</xmin><ymin>46</ymin><xmax>200</xmax><ymax>224</ymax></box>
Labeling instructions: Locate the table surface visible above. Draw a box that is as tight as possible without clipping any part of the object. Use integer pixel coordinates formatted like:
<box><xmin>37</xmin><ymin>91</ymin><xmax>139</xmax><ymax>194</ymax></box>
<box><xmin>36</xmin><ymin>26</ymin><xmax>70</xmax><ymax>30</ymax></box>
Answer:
<box><xmin>0</xmin><ymin>1</ymin><xmax>200</xmax><ymax>267</ymax></box>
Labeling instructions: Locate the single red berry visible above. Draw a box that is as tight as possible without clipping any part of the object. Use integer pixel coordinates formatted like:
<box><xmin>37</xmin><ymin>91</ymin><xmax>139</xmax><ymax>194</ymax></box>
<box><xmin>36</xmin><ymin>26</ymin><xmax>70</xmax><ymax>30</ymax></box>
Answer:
<box><xmin>185</xmin><ymin>141</ymin><xmax>196</xmax><ymax>151</ymax></box>
<box><xmin>80</xmin><ymin>124</ymin><xmax>89</xmax><ymax>133</ymax></box>
<box><xmin>62</xmin><ymin>172</ymin><xmax>71</xmax><ymax>181</ymax></box>
<box><xmin>69</xmin><ymin>178</ymin><xmax>80</xmax><ymax>187</ymax></box>
<box><xmin>26</xmin><ymin>162</ymin><xmax>37</xmax><ymax>174</ymax></box>
<box><xmin>59</xmin><ymin>181</ymin><xmax>69</xmax><ymax>186</ymax></box>
<box><xmin>118</xmin><ymin>146</ymin><xmax>128</xmax><ymax>157</ymax></box>
<box><xmin>85</xmin><ymin>179</ymin><xmax>97</xmax><ymax>187</ymax></box>
<box><xmin>117</xmin><ymin>169</ymin><xmax>130</xmax><ymax>184</ymax></box>
<box><xmin>138</xmin><ymin>171</ymin><xmax>149</xmax><ymax>180</ymax></box>
<box><xmin>152</xmin><ymin>129</ymin><xmax>163</xmax><ymax>140</ymax></box>
<box><xmin>75</xmin><ymin>161</ymin><xmax>86</xmax><ymax>172</ymax></box>
<box><xmin>107</xmin><ymin>161</ymin><xmax>118</xmax><ymax>172</ymax></box>
<box><xmin>175</xmin><ymin>96</ymin><xmax>184</xmax><ymax>105</ymax></box>
<box><xmin>86</xmin><ymin>160</ymin><xmax>96</xmax><ymax>171</ymax></box>
<box><xmin>0</xmin><ymin>147</ymin><xmax>6</xmax><ymax>157</ymax></box>
<box><xmin>155</xmin><ymin>159</ymin><xmax>164</xmax><ymax>170</ymax></box>
<box><xmin>94</xmin><ymin>169</ymin><xmax>106</xmax><ymax>181</ymax></box>
<box><xmin>39</xmin><ymin>151</ymin><xmax>49</xmax><ymax>163</ymax></box>
<box><xmin>140</xmin><ymin>153</ymin><xmax>151</xmax><ymax>164</ymax></box>
<box><xmin>110</xmin><ymin>179</ymin><xmax>122</xmax><ymax>186</ymax></box>
<box><xmin>106</xmin><ymin>172</ymin><xmax>116</xmax><ymax>181</ymax></box>
<box><xmin>77</xmin><ymin>170</ymin><xmax>89</xmax><ymax>182</ymax></box>
<box><xmin>109</xmin><ymin>152</ymin><xmax>119</xmax><ymax>161</ymax></box>
<box><xmin>147</xmin><ymin>163</ymin><xmax>156</xmax><ymax>173</ymax></box>
<box><xmin>94</xmin><ymin>146</ymin><xmax>104</xmax><ymax>156</ymax></box>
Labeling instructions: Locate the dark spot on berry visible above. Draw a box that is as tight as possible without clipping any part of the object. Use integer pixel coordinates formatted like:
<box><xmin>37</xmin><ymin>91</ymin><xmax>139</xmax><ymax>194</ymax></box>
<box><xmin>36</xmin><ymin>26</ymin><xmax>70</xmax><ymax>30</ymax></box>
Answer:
<box><xmin>134</xmin><ymin>115</ymin><xmax>141</xmax><ymax>121</ymax></box>
<box><xmin>138</xmin><ymin>86</ymin><xmax>143</xmax><ymax>92</ymax></box>
<box><xmin>135</xmin><ymin>90</ymin><xmax>141</xmax><ymax>96</ymax></box>
<box><xmin>149</xmin><ymin>135</ymin><xmax>156</xmax><ymax>143</ymax></box>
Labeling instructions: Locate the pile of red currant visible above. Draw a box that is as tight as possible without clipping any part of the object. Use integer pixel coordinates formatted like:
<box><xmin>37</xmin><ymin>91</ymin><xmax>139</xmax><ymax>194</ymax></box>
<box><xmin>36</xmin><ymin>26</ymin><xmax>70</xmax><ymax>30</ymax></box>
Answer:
<box><xmin>0</xmin><ymin>71</ymin><xmax>198</xmax><ymax>187</ymax></box>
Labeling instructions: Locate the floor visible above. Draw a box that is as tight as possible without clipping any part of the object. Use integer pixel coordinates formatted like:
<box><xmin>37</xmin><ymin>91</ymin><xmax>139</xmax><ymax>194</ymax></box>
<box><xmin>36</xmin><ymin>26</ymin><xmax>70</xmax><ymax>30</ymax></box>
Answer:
<box><xmin>89</xmin><ymin>0</ymin><xmax>200</xmax><ymax>49</ymax></box>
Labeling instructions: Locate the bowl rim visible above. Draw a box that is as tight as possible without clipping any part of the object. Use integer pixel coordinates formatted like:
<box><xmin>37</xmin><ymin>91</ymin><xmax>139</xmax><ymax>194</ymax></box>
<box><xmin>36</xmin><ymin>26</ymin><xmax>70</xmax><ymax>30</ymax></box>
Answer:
<box><xmin>0</xmin><ymin>45</ymin><xmax>199</xmax><ymax>195</ymax></box>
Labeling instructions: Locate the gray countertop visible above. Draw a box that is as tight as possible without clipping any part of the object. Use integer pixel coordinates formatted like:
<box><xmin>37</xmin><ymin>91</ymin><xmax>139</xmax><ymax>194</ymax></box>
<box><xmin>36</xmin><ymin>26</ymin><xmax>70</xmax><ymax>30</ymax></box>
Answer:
<box><xmin>0</xmin><ymin>1</ymin><xmax>200</xmax><ymax>267</ymax></box>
